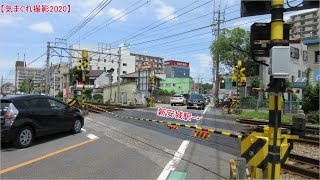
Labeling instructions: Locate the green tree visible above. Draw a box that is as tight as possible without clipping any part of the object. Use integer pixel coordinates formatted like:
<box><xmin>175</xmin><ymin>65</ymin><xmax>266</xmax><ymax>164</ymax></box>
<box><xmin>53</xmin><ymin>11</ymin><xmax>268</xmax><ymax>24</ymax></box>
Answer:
<box><xmin>210</xmin><ymin>27</ymin><xmax>250</xmax><ymax>71</ymax></box>
<box><xmin>83</xmin><ymin>88</ymin><xmax>93</xmax><ymax>99</ymax></box>
<box><xmin>19</xmin><ymin>78</ymin><xmax>34</xmax><ymax>93</ymax></box>
<box><xmin>56</xmin><ymin>91</ymin><xmax>63</xmax><ymax>98</ymax></box>
<box><xmin>69</xmin><ymin>67</ymin><xmax>78</xmax><ymax>85</ymax></box>
<box><xmin>93</xmin><ymin>94</ymin><xmax>103</xmax><ymax>103</ymax></box>
<box><xmin>301</xmin><ymin>83</ymin><xmax>319</xmax><ymax>113</ymax></box>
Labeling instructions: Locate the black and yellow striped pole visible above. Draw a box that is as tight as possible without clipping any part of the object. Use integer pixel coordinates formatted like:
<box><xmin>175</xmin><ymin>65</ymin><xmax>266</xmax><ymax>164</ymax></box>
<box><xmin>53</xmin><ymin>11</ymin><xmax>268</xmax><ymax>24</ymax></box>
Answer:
<box><xmin>78</xmin><ymin>50</ymin><xmax>91</xmax><ymax>109</ymax></box>
<box><xmin>236</xmin><ymin>60</ymin><xmax>242</xmax><ymax>111</ymax></box>
<box><xmin>264</xmin><ymin>0</ymin><xmax>285</xmax><ymax>179</ymax></box>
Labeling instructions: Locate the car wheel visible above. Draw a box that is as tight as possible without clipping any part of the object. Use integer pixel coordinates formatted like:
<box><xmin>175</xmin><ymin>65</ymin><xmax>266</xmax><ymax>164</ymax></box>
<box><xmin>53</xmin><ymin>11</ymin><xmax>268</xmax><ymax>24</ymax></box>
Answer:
<box><xmin>171</xmin><ymin>103</ymin><xmax>173</xmax><ymax>106</ymax></box>
<box><xmin>72</xmin><ymin>119</ymin><xmax>82</xmax><ymax>134</ymax></box>
<box><xmin>14</xmin><ymin>126</ymin><xmax>34</xmax><ymax>148</ymax></box>
<box><xmin>187</xmin><ymin>107</ymin><xmax>190</xmax><ymax>109</ymax></box>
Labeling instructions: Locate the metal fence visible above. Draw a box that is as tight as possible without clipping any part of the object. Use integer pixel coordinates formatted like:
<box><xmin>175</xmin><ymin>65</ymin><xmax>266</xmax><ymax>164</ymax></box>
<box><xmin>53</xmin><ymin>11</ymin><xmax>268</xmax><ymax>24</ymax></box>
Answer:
<box><xmin>240</xmin><ymin>100</ymin><xmax>300</xmax><ymax>114</ymax></box>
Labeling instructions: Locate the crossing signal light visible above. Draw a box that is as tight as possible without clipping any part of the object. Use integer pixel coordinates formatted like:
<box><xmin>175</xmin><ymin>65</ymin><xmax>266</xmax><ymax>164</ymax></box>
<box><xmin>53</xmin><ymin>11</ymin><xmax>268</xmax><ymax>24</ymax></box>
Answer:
<box><xmin>232</xmin><ymin>82</ymin><xmax>237</xmax><ymax>87</ymax></box>
<box><xmin>241</xmin><ymin>0</ymin><xmax>270</xmax><ymax>17</ymax></box>
<box><xmin>76</xmin><ymin>71</ymin><xmax>83</xmax><ymax>82</ymax></box>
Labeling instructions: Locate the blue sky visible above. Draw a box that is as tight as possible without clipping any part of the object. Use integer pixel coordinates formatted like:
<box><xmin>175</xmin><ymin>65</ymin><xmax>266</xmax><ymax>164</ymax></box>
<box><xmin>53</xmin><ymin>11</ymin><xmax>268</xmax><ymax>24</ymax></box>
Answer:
<box><xmin>0</xmin><ymin>0</ymin><xmax>316</xmax><ymax>84</ymax></box>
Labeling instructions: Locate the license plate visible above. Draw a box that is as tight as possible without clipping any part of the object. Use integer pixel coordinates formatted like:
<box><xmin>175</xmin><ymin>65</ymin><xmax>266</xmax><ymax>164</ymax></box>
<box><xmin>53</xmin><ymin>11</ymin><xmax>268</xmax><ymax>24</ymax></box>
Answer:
<box><xmin>193</xmin><ymin>104</ymin><xmax>197</xmax><ymax>106</ymax></box>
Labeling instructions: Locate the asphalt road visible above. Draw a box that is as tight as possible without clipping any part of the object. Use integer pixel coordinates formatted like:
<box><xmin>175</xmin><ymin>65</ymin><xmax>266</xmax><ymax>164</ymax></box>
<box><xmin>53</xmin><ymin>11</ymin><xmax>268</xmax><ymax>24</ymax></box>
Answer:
<box><xmin>1</xmin><ymin>103</ymin><xmax>243</xmax><ymax>179</ymax></box>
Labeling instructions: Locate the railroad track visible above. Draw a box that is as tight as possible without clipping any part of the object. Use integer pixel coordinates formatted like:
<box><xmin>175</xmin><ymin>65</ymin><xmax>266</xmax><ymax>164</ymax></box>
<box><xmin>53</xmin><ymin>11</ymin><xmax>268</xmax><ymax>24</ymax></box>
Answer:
<box><xmin>238</xmin><ymin>118</ymin><xmax>319</xmax><ymax>135</ymax></box>
<box><xmin>283</xmin><ymin>154</ymin><xmax>320</xmax><ymax>179</ymax></box>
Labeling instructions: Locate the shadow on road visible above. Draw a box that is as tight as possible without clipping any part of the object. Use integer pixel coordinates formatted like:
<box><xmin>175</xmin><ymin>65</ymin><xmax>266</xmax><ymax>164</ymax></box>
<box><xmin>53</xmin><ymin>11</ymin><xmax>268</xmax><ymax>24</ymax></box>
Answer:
<box><xmin>1</xmin><ymin>131</ymin><xmax>73</xmax><ymax>151</ymax></box>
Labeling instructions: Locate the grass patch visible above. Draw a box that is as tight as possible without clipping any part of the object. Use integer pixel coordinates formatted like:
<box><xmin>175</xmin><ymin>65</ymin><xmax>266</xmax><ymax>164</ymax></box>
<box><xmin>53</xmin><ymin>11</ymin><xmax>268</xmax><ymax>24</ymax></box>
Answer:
<box><xmin>237</xmin><ymin>111</ymin><xmax>292</xmax><ymax>123</ymax></box>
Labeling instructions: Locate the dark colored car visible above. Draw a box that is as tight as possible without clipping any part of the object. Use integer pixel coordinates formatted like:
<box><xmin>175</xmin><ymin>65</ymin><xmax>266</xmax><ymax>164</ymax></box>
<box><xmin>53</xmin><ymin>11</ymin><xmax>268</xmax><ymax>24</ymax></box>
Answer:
<box><xmin>1</xmin><ymin>95</ymin><xmax>84</xmax><ymax>148</ymax></box>
<box><xmin>182</xmin><ymin>94</ymin><xmax>190</xmax><ymax>101</ymax></box>
<box><xmin>187</xmin><ymin>94</ymin><xmax>206</xmax><ymax>110</ymax></box>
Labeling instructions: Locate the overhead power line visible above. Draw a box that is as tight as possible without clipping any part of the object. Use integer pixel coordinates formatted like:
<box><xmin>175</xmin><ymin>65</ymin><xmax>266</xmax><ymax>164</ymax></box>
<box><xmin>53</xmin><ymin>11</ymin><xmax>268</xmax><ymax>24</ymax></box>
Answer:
<box><xmin>112</xmin><ymin>0</ymin><xmax>214</xmax><ymax>46</ymax></box>
<box><xmin>111</xmin><ymin>1</ymin><xmax>240</xmax><ymax>46</ymax></box>
<box><xmin>69</xmin><ymin>0</ymin><xmax>151</xmax><ymax>46</ymax></box>
<box><xmin>63</xmin><ymin>0</ymin><xmax>113</xmax><ymax>40</ymax></box>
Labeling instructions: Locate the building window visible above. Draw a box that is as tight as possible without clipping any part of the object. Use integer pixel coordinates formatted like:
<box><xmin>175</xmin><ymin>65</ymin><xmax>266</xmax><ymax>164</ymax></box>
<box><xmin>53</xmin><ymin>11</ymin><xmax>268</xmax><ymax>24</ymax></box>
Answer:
<box><xmin>291</xmin><ymin>76</ymin><xmax>295</xmax><ymax>82</ymax></box>
<box><xmin>97</xmin><ymin>66</ymin><xmax>100</xmax><ymax>70</ymax></box>
<box><xmin>122</xmin><ymin>71</ymin><xmax>127</xmax><ymax>74</ymax></box>
<box><xmin>302</xmin><ymin>71</ymin><xmax>306</xmax><ymax>77</ymax></box>
<box><xmin>173</xmin><ymin>83</ymin><xmax>176</xmax><ymax>87</ymax></box>
<box><xmin>98</xmin><ymin>58</ymin><xmax>100</xmax><ymax>62</ymax></box>
<box><xmin>104</xmin><ymin>59</ymin><xmax>106</xmax><ymax>62</ymax></box>
<box><xmin>315</xmin><ymin>51</ymin><xmax>320</xmax><ymax>63</ymax></box>
<box><xmin>303</xmin><ymin>51</ymin><xmax>308</xmax><ymax>61</ymax></box>
<box><xmin>104</xmin><ymin>67</ymin><xmax>106</xmax><ymax>71</ymax></box>
<box><xmin>314</xmin><ymin>19</ymin><xmax>317</xmax><ymax>23</ymax></box>
<box><xmin>111</xmin><ymin>60</ymin><xmax>114</xmax><ymax>63</ymax></box>
<box><xmin>290</xmin><ymin>47</ymin><xmax>299</xmax><ymax>59</ymax></box>
<box><xmin>298</xmin><ymin>70</ymin><xmax>301</xmax><ymax>78</ymax></box>
<box><xmin>301</xmin><ymin>21</ymin><xmax>305</xmax><ymax>25</ymax></box>
<box><xmin>123</xmin><ymin>63</ymin><xmax>127</xmax><ymax>66</ymax></box>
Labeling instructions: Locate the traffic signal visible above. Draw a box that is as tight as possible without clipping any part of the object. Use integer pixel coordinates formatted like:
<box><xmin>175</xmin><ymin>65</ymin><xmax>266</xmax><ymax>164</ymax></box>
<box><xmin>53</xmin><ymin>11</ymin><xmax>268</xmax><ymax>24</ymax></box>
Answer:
<box><xmin>242</xmin><ymin>82</ymin><xmax>246</xmax><ymax>87</ymax></box>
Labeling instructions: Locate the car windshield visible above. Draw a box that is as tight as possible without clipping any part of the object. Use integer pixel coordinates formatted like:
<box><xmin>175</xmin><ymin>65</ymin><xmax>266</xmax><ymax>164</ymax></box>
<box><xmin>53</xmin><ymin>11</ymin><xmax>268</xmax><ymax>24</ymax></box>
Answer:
<box><xmin>190</xmin><ymin>94</ymin><xmax>203</xmax><ymax>99</ymax></box>
<box><xmin>173</xmin><ymin>95</ymin><xmax>182</xmax><ymax>97</ymax></box>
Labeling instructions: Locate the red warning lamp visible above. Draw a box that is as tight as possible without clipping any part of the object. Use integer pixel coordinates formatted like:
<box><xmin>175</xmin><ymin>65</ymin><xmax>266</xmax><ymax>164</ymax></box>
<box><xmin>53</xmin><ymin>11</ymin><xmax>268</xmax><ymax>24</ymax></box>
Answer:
<box><xmin>242</xmin><ymin>82</ymin><xmax>246</xmax><ymax>87</ymax></box>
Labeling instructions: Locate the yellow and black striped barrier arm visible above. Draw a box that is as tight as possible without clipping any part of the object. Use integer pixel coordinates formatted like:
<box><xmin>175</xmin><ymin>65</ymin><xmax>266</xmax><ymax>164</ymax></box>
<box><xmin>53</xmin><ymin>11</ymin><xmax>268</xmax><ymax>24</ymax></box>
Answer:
<box><xmin>99</xmin><ymin>110</ymin><xmax>243</xmax><ymax>139</ymax></box>
<box><xmin>67</xmin><ymin>98</ymin><xmax>77</xmax><ymax>106</ymax></box>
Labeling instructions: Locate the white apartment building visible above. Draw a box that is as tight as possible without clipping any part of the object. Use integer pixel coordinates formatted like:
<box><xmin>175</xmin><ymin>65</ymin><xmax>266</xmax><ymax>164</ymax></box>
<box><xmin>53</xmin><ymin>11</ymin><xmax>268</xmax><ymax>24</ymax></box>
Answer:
<box><xmin>69</xmin><ymin>44</ymin><xmax>136</xmax><ymax>85</ymax></box>
<box><xmin>288</xmin><ymin>9</ymin><xmax>319</xmax><ymax>40</ymax></box>
<box><xmin>15</xmin><ymin>61</ymin><xmax>45</xmax><ymax>93</ymax></box>
<box><xmin>50</xmin><ymin>62</ymin><xmax>69</xmax><ymax>96</ymax></box>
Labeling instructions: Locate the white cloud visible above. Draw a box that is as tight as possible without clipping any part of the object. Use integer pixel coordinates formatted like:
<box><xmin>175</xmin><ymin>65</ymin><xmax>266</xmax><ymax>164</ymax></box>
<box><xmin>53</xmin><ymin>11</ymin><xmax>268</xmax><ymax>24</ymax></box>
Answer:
<box><xmin>29</xmin><ymin>21</ymin><xmax>54</xmax><ymax>33</ymax></box>
<box><xmin>107</xmin><ymin>8</ymin><xmax>128</xmax><ymax>21</ymax></box>
<box><xmin>193</xmin><ymin>53</ymin><xmax>212</xmax><ymax>67</ymax></box>
<box><xmin>76</xmin><ymin>0</ymin><xmax>108</xmax><ymax>18</ymax></box>
<box><xmin>153</xmin><ymin>0</ymin><xmax>177</xmax><ymax>21</ymax></box>
<box><xmin>0</xmin><ymin>15</ymin><xmax>23</xmax><ymax>25</ymax></box>
<box><xmin>47</xmin><ymin>0</ymin><xmax>63</xmax><ymax>7</ymax></box>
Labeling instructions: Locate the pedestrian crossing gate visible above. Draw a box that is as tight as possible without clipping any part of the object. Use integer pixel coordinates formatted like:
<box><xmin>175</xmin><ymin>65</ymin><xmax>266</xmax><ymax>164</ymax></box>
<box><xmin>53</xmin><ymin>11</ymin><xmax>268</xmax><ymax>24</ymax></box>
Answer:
<box><xmin>240</xmin><ymin>126</ymin><xmax>298</xmax><ymax>179</ymax></box>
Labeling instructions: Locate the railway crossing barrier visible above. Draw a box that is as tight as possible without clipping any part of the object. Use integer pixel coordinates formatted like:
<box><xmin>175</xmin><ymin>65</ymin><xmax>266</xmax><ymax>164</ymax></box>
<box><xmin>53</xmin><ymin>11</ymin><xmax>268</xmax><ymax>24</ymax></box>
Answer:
<box><xmin>193</xmin><ymin>131</ymin><xmax>210</xmax><ymax>140</ymax></box>
<box><xmin>66</xmin><ymin>98</ymin><xmax>78</xmax><ymax>106</ymax></box>
<box><xmin>240</xmin><ymin>126</ymin><xmax>299</xmax><ymax>179</ymax></box>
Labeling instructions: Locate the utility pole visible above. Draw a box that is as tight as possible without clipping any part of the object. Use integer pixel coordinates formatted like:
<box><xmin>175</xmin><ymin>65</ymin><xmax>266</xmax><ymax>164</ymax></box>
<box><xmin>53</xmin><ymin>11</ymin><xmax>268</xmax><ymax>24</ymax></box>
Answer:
<box><xmin>197</xmin><ymin>75</ymin><xmax>200</xmax><ymax>93</ymax></box>
<box><xmin>212</xmin><ymin>8</ymin><xmax>225</xmax><ymax>100</ymax></box>
<box><xmin>1</xmin><ymin>76</ymin><xmax>3</xmax><ymax>94</ymax></box>
<box><xmin>117</xmin><ymin>47</ymin><xmax>121</xmax><ymax>103</ymax></box>
<box><xmin>46</xmin><ymin>42</ymin><xmax>50</xmax><ymax>95</ymax></box>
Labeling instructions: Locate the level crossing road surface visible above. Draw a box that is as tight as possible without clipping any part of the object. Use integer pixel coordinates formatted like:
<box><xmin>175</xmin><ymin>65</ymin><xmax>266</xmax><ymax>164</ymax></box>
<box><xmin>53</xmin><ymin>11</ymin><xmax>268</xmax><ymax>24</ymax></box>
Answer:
<box><xmin>1</xmin><ymin>103</ymin><xmax>243</xmax><ymax>179</ymax></box>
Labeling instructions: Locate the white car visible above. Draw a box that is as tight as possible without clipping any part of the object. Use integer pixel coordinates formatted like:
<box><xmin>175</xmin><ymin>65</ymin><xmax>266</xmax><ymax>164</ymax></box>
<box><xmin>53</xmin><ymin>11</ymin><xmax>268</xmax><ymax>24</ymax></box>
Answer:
<box><xmin>170</xmin><ymin>94</ymin><xmax>186</xmax><ymax>106</ymax></box>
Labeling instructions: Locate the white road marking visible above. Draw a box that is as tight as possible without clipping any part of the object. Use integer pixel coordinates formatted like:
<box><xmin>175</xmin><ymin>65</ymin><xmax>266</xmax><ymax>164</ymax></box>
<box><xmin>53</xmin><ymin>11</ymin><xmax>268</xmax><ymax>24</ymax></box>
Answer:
<box><xmin>157</xmin><ymin>140</ymin><xmax>190</xmax><ymax>180</ymax></box>
<box><xmin>203</xmin><ymin>106</ymin><xmax>209</xmax><ymax>115</ymax></box>
<box><xmin>81</xmin><ymin>128</ymin><xmax>86</xmax><ymax>132</ymax></box>
<box><xmin>87</xmin><ymin>134</ymin><xmax>99</xmax><ymax>140</ymax></box>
